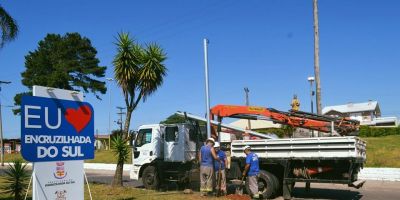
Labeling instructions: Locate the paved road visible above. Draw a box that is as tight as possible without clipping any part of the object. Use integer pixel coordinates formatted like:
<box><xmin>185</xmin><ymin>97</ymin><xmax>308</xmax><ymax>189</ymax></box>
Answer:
<box><xmin>291</xmin><ymin>181</ymin><xmax>400</xmax><ymax>200</ymax></box>
<box><xmin>84</xmin><ymin>170</ymin><xmax>400</xmax><ymax>200</ymax></box>
<box><xmin>2</xmin><ymin>167</ymin><xmax>399</xmax><ymax>199</ymax></box>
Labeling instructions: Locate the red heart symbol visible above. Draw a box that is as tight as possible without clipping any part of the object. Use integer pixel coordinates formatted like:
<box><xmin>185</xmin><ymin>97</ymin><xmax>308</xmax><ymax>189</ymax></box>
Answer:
<box><xmin>65</xmin><ymin>105</ymin><xmax>92</xmax><ymax>133</ymax></box>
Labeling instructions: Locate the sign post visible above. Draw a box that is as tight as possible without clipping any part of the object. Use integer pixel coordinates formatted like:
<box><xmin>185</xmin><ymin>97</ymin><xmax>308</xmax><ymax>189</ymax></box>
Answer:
<box><xmin>21</xmin><ymin>86</ymin><xmax>94</xmax><ymax>200</ymax></box>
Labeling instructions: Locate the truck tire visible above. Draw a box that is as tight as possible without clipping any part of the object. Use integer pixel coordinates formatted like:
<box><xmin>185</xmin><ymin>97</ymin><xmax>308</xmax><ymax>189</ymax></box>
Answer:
<box><xmin>246</xmin><ymin>170</ymin><xmax>277</xmax><ymax>199</ymax></box>
<box><xmin>142</xmin><ymin>166</ymin><xmax>159</xmax><ymax>190</ymax></box>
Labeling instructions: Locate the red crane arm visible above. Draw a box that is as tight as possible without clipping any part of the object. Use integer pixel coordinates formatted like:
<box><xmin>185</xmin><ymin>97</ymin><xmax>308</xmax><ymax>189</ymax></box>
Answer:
<box><xmin>210</xmin><ymin>105</ymin><xmax>359</xmax><ymax>135</ymax></box>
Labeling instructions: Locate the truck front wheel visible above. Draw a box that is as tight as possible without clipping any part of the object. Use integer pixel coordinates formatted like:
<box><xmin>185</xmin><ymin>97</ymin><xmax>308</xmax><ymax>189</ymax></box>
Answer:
<box><xmin>142</xmin><ymin>166</ymin><xmax>159</xmax><ymax>190</ymax></box>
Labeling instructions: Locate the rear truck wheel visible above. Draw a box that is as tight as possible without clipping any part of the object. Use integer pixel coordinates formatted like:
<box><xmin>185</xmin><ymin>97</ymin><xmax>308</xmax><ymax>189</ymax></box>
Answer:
<box><xmin>246</xmin><ymin>170</ymin><xmax>278</xmax><ymax>199</ymax></box>
<box><xmin>142</xmin><ymin>166</ymin><xmax>160</xmax><ymax>190</ymax></box>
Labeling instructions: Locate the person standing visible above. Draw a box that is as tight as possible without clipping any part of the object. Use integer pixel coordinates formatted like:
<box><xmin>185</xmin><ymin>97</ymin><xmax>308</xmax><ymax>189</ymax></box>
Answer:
<box><xmin>290</xmin><ymin>94</ymin><xmax>300</xmax><ymax>111</ymax></box>
<box><xmin>199</xmin><ymin>138</ymin><xmax>219</xmax><ymax>196</ymax></box>
<box><xmin>242</xmin><ymin>145</ymin><xmax>260</xmax><ymax>199</ymax></box>
<box><xmin>214</xmin><ymin>142</ymin><xmax>227</xmax><ymax>196</ymax></box>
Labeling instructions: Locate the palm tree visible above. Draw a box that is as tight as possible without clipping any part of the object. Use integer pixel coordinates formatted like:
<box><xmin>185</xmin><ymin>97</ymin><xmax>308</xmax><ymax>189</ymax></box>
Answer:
<box><xmin>0</xmin><ymin>5</ymin><xmax>19</xmax><ymax>48</ymax></box>
<box><xmin>112</xmin><ymin>32</ymin><xmax>167</xmax><ymax>186</ymax></box>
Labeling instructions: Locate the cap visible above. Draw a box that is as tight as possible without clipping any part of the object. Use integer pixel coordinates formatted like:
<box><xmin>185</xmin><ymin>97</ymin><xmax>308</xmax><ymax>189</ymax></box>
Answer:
<box><xmin>243</xmin><ymin>145</ymin><xmax>251</xmax><ymax>151</ymax></box>
<box><xmin>214</xmin><ymin>142</ymin><xmax>220</xmax><ymax>148</ymax></box>
<box><xmin>206</xmin><ymin>137</ymin><xmax>215</xmax><ymax>144</ymax></box>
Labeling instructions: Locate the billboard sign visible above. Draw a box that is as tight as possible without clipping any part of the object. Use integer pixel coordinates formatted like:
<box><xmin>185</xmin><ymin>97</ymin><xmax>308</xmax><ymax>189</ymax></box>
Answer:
<box><xmin>21</xmin><ymin>95</ymin><xmax>94</xmax><ymax>162</ymax></box>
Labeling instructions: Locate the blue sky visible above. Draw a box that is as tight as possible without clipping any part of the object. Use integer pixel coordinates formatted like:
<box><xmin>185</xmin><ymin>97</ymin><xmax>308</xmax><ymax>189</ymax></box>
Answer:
<box><xmin>1</xmin><ymin>0</ymin><xmax>399</xmax><ymax>138</ymax></box>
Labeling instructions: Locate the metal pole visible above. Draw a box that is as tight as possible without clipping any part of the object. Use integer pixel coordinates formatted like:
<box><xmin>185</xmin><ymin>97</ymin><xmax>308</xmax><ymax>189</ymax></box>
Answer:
<box><xmin>313</xmin><ymin>0</ymin><xmax>322</xmax><ymax>115</ymax></box>
<box><xmin>203</xmin><ymin>38</ymin><xmax>211</xmax><ymax>139</ymax></box>
<box><xmin>0</xmin><ymin>81</ymin><xmax>11</xmax><ymax>166</ymax></box>
<box><xmin>109</xmin><ymin>86</ymin><xmax>111</xmax><ymax>150</ymax></box>
<box><xmin>0</xmin><ymin>97</ymin><xmax>3</xmax><ymax>166</ymax></box>
<box><xmin>310</xmin><ymin>81</ymin><xmax>314</xmax><ymax>114</ymax></box>
<box><xmin>106</xmin><ymin>78</ymin><xmax>113</xmax><ymax>150</ymax></box>
<box><xmin>244</xmin><ymin>87</ymin><xmax>251</xmax><ymax>130</ymax></box>
<box><xmin>308</xmin><ymin>77</ymin><xmax>315</xmax><ymax>137</ymax></box>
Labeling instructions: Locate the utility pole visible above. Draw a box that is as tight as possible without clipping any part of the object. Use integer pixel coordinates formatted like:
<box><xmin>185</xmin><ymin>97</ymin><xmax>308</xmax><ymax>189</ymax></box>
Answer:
<box><xmin>313</xmin><ymin>0</ymin><xmax>322</xmax><ymax>115</ymax></box>
<box><xmin>0</xmin><ymin>81</ymin><xmax>11</xmax><ymax>166</ymax></box>
<box><xmin>203</xmin><ymin>38</ymin><xmax>211</xmax><ymax>139</ymax></box>
<box><xmin>106</xmin><ymin>78</ymin><xmax>114</xmax><ymax>150</ymax></box>
<box><xmin>116</xmin><ymin>106</ymin><xmax>126</xmax><ymax>133</ymax></box>
<box><xmin>244</xmin><ymin>87</ymin><xmax>251</xmax><ymax>130</ymax></box>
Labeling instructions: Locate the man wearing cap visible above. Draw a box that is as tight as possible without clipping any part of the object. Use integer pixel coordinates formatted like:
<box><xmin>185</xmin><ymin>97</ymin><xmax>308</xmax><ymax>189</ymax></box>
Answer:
<box><xmin>214</xmin><ymin>142</ymin><xmax>227</xmax><ymax>196</ymax></box>
<box><xmin>242</xmin><ymin>145</ymin><xmax>260</xmax><ymax>199</ymax></box>
<box><xmin>199</xmin><ymin>138</ymin><xmax>220</xmax><ymax>196</ymax></box>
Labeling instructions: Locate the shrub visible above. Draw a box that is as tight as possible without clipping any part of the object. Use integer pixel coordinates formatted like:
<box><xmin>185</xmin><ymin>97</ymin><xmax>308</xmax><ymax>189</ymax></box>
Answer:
<box><xmin>0</xmin><ymin>159</ymin><xmax>30</xmax><ymax>200</ymax></box>
<box><xmin>359</xmin><ymin>125</ymin><xmax>400</xmax><ymax>137</ymax></box>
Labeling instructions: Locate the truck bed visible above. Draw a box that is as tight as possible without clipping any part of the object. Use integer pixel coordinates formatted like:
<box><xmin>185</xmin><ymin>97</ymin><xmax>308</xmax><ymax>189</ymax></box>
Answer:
<box><xmin>231</xmin><ymin>136</ymin><xmax>366</xmax><ymax>160</ymax></box>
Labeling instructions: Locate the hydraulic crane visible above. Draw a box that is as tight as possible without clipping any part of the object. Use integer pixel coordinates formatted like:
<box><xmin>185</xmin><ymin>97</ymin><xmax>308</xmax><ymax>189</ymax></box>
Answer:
<box><xmin>210</xmin><ymin>105</ymin><xmax>360</xmax><ymax>136</ymax></box>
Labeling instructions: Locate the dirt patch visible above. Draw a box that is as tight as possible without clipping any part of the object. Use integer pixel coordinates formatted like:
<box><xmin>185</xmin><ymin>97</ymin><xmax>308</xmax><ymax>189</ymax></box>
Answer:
<box><xmin>226</xmin><ymin>194</ymin><xmax>251</xmax><ymax>200</ymax></box>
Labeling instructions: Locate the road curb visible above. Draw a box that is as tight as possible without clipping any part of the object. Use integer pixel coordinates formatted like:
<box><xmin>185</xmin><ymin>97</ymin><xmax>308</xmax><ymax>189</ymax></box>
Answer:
<box><xmin>359</xmin><ymin>168</ymin><xmax>400</xmax><ymax>181</ymax></box>
<box><xmin>3</xmin><ymin>163</ymin><xmax>399</xmax><ymax>181</ymax></box>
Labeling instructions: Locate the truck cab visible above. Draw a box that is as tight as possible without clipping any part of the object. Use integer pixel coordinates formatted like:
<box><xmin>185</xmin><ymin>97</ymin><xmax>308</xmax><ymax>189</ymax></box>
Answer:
<box><xmin>130</xmin><ymin>123</ymin><xmax>203</xmax><ymax>189</ymax></box>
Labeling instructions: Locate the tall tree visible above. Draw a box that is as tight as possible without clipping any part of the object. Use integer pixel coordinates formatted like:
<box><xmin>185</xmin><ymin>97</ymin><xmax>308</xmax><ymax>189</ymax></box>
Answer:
<box><xmin>0</xmin><ymin>5</ymin><xmax>18</xmax><ymax>48</ymax></box>
<box><xmin>112</xmin><ymin>32</ymin><xmax>167</xmax><ymax>186</ymax></box>
<box><xmin>13</xmin><ymin>32</ymin><xmax>107</xmax><ymax>113</ymax></box>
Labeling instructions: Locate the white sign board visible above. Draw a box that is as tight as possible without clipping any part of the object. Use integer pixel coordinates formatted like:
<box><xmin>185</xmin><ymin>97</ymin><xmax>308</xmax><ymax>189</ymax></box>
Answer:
<box><xmin>33</xmin><ymin>161</ymin><xmax>84</xmax><ymax>200</ymax></box>
<box><xmin>32</xmin><ymin>86</ymin><xmax>85</xmax><ymax>200</ymax></box>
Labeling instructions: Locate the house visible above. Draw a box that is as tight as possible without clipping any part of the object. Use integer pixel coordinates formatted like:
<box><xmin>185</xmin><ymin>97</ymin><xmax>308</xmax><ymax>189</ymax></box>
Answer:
<box><xmin>1</xmin><ymin>139</ymin><xmax>21</xmax><ymax>154</ymax></box>
<box><xmin>323</xmin><ymin>101</ymin><xmax>398</xmax><ymax>127</ymax></box>
<box><xmin>94</xmin><ymin>134</ymin><xmax>110</xmax><ymax>150</ymax></box>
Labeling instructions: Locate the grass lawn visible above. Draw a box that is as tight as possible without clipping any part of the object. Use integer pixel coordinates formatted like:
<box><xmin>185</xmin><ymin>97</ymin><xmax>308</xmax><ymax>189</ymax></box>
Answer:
<box><xmin>0</xmin><ymin>176</ymin><xmax>229</xmax><ymax>200</ymax></box>
<box><xmin>4</xmin><ymin>135</ymin><xmax>400</xmax><ymax>167</ymax></box>
<box><xmin>362</xmin><ymin>135</ymin><xmax>400</xmax><ymax>168</ymax></box>
<box><xmin>85</xmin><ymin>150</ymin><xmax>132</xmax><ymax>164</ymax></box>
<box><xmin>3</xmin><ymin>153</ymin><xmax>23</xmax><ymax>163</ymax></box>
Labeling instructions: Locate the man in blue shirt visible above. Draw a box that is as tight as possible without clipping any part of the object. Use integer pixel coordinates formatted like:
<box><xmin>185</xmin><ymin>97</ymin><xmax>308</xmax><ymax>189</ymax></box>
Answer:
<box><xmin>199</xmin><ymin>137</ymin><xmax>219</xmax><ymax>196</ymax></box>
<box><xmin>214</xmin><ymin>142</ymin><xmax>228</xmax><ymax>196</ymax></box>
<box><xmin>242</xmin><ymin>145</ymin><xmax>260</xmax><ymax>199</ymax></box>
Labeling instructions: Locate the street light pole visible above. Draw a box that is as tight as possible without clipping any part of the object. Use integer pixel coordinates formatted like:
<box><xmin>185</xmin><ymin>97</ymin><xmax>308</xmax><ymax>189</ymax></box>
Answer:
<box><xmin>307</xmin><ymin>77</ymin><xmax>315</xmax><ymax>114</ymax></box>
<box><xmin>106</xmin><ymin>78</ymin><xmax>114</xmax><ymax>150</ymax></box>
<box><xmin>203</xmin><ymin>38</ymin><xmax>211</xmax><ymax>139</ymax></box>
<box><xmin>308</xmin><ymin>77</ymin><xmax>315</xmax><ymax>137</ymax></box>
<box><xmin>244</xmin><ymin>87</ymin><xmax>251</xmax><ymax>130</ymax></box>
<box><xmin>0</xmin><ymin>81</ymin><xmax>11</xmax><ymax>166</ymax></box>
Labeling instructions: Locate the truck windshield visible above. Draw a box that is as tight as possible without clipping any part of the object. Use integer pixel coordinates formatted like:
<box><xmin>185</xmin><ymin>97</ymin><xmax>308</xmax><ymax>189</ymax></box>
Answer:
<box><xmin>135</xmin><ymin>128</ymin><xmax>152</xmax><ymax>147</ymax></box>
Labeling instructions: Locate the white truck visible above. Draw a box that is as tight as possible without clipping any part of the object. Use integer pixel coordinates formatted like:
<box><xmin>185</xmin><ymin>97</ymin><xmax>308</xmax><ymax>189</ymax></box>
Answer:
<box><xmin>130</xmin><ymin>123</ymin><xmax>202</xmax><ymax>189</ymax></box>
<box><xmin>130</xmin><ymin>112</ymin><xmax>366</xmax><ymax>199</ymax></box>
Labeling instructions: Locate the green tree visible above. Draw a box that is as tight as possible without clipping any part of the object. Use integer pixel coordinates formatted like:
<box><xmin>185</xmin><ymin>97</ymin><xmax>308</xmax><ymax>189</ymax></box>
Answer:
<box><xmin>0</xmin><ymin>160</ymin><xmax>30</xmax><ymax>200</ymax></box>
<box><xmin>0</xmin><ymin>5</ymin><xmax>18</xmax><ymax>48</ymax></box>
<box><xmin>160</xmin><ymin>113</ymin><xmax>186</xmax><ymax>124</ymax></box>
<box><xmin>112</xmin><ymin>32</ymin><xmax>167</xmax><ymax>186</ymax></box>
<box><xmin>13</xmin><ymin>32</ymin><xmax>107</xmax><ymax>113</ymax></box>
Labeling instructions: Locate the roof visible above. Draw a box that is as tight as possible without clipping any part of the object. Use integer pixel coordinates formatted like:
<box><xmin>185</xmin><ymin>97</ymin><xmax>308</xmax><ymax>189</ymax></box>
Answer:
<box><xmin>95</xmin><ymin>135</ymin><xmax>110</xmax><ymax>139</ymax></box>
<box><xmin>322</xmin><ymin>101</ymin><xmax>380</xmax><ymax>114</ymax></box>
<box><xmin>229</xmin><ymin>119</ymin><xmax>281</xmax><ymax>129</ymax></box>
